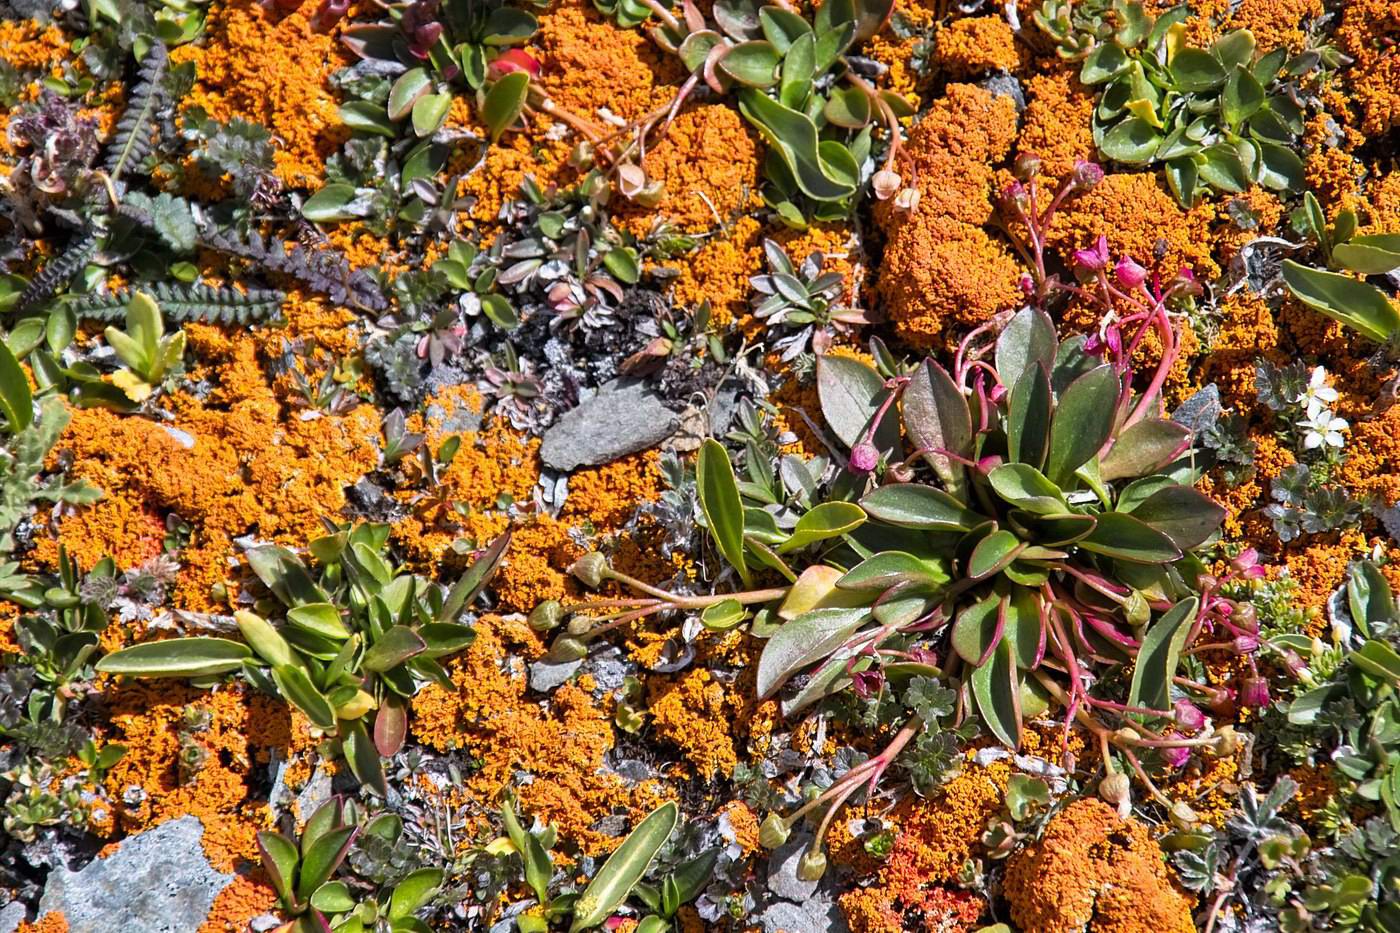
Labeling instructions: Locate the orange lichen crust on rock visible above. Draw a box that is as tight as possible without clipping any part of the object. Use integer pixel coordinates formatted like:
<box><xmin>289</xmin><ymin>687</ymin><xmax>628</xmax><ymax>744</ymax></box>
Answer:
<box><xmin>409</xmin><ymin>614</ymin><xmax>659</xmax><ymax>854</ymax></box>
<box><xmin>1335</xmin><ymin>0</ymin><xmax>1400</xmax><ymax>137</ymax></box>
<box><xmin>933</xmin><ymin>16</ymin><xmax>1021</xmax><ymax>77</ymax></box>
<box><xmin>876</xmin><ymin>83</ymin><xmax>1023</xmax><ymax>350</ymax></box>
<box><xmin>170</xmin><ymin>0</ymin><xmax>349</xmax><ymax>188</ymax></box>
<box><xmin>1046</xmin><ymin>171</ymin><xmax>1220</xmax><ymax>282</ymax></box>
<box><xmin>98</xmin><ymin>681</ymin><xmax>290</xmax><ymax>872</ymax></box>
<box><xmin>1003</xmin><ymin>798</ymin><xmax>1197</xmax><ymax>933</ymax></box>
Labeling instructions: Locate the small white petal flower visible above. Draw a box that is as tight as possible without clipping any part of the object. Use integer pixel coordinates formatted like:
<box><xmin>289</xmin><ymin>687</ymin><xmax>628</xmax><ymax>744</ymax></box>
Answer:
<box><xmin>1295</xmin><ymin>365</ymin><xmax>1339</xmax><ymax>407</ymax></box>
<box><xmin>1299</xmin><ymin>399</ymin><xmax>1348</xmax><ymax>449</ymax></box>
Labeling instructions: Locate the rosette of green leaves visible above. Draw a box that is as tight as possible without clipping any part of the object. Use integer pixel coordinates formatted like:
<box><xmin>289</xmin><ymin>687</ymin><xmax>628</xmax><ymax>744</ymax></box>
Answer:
<box><xmin>602</xmin><ymin>0</ymin><xmax>907</xmax><ymax>223</ymax></box>
<box><xmin>1033</xmin><ymin>0</ymin><xmax>1149</xmax><ymax>61</ymax></box>
<box><xmin>98</xmin><ymin>524</ymin><xmax>509</xmax><ymax>793</ymax></box>
<box><xmin>753</xmin><ymin>308</ymin><xmax>1224</xmax><ymax>749</ymax></box>
<box><xmin>1280</xmin><ymin>191</ymin><xmax>1400</xmax><ymax>343</ymax></box>
<box><xmin>1083</xmin><ymin>21</ymin><xmax>1318</xmax><ymax>206</ymax></box>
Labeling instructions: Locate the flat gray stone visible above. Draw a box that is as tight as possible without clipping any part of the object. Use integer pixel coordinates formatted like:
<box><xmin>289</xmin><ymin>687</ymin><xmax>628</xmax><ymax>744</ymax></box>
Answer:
<box><xmin>529</xmin><ymin>657</ymin><xmax>582</xmax><ymax>692</ymax></box>
<box><xmin>539</xmin><ymin>379</ymin><xmax>679</xmax><ymax>471</ymax></box>
<box><xmin>0</xmin><ymin>901</ymin><xmax>26</xmax><ymax>933</ymax></box>
<box><xmin>756</xmin><ymin>894</ymin><xmax>850</xmax><ymax>933</ymax></box>
<box><xmin>765</xmin><ymin>833</ymin><xmax>821</xmax><ymax>903</ymax></box>
<box><xmin>38</xmin><ymin>816</ymin><xmax>231</xmax><ymax>933</ymax></box>
<box><xmin>1172</xmin><ymin>383</ymin><xmax>1222</xmax><ymax>434</ymax></box>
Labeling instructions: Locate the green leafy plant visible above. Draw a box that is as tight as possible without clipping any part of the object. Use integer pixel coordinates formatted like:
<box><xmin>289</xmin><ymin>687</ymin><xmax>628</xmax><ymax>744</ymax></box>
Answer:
<box><xmin>97</xmin><ymin>524</ymin><xmax>510</xmax><ymax>793</ymax></box>
<box><xmin>1056</xmin><ymin>5</ymin><xmax>1328</xmax><ymax>206</ymax></box>
<box><xmin>494</xmin><ymin>798</ymin><xmax>682</xmax><ymax>932</ymax></box>
<box><xmin>751</xmin><ymin>239</ymin><xmax>868</xmax><ymax>361</ymax></box>
<box><xmin>102</xmin><ymin>290</ymin><xmax>186</xmax><ymax>401</ymax></box>
<box><xmin>1280</xmin><ymin>192</ymin><xmax>1400</xmax><ymax>343</ymax></box>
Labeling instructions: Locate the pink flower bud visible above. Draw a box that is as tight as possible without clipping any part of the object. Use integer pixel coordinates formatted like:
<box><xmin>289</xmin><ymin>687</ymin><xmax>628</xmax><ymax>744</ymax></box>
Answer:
<box><xmin>988</xmin><ymin>382</ymin><xmax>1008</xmax><ymax>404</ymax></box>
<box><xmin>1174</xmin><ymin>699</ymin><xmax>1207</xmax><ymax>732</ymax></box>
<box><xmin>1018</xmin><ymin>274</ymin><xmax>1035</xmax><ymax>295</ymax></box>
<box><xmin>1231</xmin><ymin>547</ymin><xmax>1265</xmax><ymax>579</ymax></box>
<box><xmin>1115</xmin><ymin>256</ymin><xmax>1147</xmax><ymax>289</ymax></box>
<box><xmin>999</xmin><ymin>180</ymin><xmax>1028</xmax><ymax>215</ymax></box>
<box><xmin>1233</xmin><ymin>633</ymin><xmax>1260</xmax><ymax>655</ymax></box>
<box><xmin>410</xmin><ymin>21</ymin><xmax>443</xmax><ymax>57</ymax></box>
<box><xmin>1072</xmin><ymin>160</ymin><xmax>1104</xmax><ymax>189</ymax></box>
<box><xmin>489</xmin><ymin>48</ymin><xmax>541</xmax><ymax>80</ymax></box>
<box><xmin>851</xmin><ymin>669</ymin><xmax>884</xmax><ymax>699</ymax></box>
<box><xmin>1282</xmin><ymin>650</ymin><xmax>1308</xmax><ymax>678</ymax></box>
<box><xmin>1239</xmin><ymin>675</ymin><xmax>1270</xmax><ymax>709</ymax></box>
<box><xmin>1173</xmin><ymin>266</ymin><xmax>1203</xmax><ymax>296</ymax></box>
<box><xmin>1162</xmin><ymin>740</ymin><xmax>1191</xmax><ymax>769</ymax></box>
<box><xmin>849</xmin><ymin>442</ymin><xmax>880</xmax><ymax>473</ymax></box>
<box><xmin>1072</xmin><ymin>235</ymin><xmax>1110</xmax><ymax>272</ymax></box>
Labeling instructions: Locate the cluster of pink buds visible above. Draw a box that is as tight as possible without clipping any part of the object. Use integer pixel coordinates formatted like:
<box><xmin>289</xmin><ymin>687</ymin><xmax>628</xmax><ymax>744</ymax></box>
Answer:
<box><xmin>402</xmin><ymin>0</ymin><xmax>444</xmax><ymax>59</ymax></box>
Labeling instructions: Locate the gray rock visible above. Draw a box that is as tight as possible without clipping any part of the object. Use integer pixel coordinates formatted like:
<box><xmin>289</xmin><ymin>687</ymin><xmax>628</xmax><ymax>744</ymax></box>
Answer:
<box><xmin>755</xmin><ymin>894</ymin><xmax>850</xmax><ymax>933</ymax></box>
<box><xmin>295</xmin><ymin>764</ymin><xmax>334</xmax><ymax>820</ymax></box>
<box><xmin>529</xmin><ymin>657</ymin><xmax>582</xmax><ymax>692</ymax></box>
<box><xmin>981</xmin><ymin>73</ymin><xmax>1026</xmax><ymax>111</ymax></box>
<box><xmin>539</xmin><ymin>379</ymin><xmax>679</xmax><ymax>471</ymax></box>
<box><xmin>38</xmin><ymin>816</ymin><xmax>232</xmax><ymax>933</ymax></box>
<box><xmin>1172</xmin><ymin>383</ymin><xmax>1222</xmax><ymax>434</ymax></box>
<box><xmin>765</xmin><ymin>833</ymin><xmax>821</xmax><ymax>902</ymax></box>
<box><xmin>0</xmin><ymin>901</ymin><xmax>27</xmax><ymax>933</ymax></box>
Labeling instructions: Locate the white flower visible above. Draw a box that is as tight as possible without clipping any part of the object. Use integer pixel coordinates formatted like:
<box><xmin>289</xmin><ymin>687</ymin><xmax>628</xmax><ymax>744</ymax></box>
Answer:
<box><xmin>1294</xmin><ymin>366</ymin><xmax>1339</xmax><ymax>408</ymax></box>
<box><xmin>1299</xmin><ymin>398</ymin><xmax>1348</xmax><ymax>449</ymax></box>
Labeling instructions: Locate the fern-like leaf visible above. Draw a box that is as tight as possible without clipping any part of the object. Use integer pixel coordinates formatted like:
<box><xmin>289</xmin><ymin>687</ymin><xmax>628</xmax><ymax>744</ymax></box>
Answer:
<box><xmin>67</xmin><ymin>282</ymin><xmax>284</xmax><ymax>326</ymax></box>
<box><xmin>200</xmin><ymin>227</ymin><xmax>388</xmax><ymax>312</ymax></box>
<box><xmin>14</xmin><ymin>235</ymin><xmax>96</xmax><ymax>315</ymax></box>
<box><xmin>103</xmin><ymin>42</ymin><xmax>169</xmax><ymax>182</ymax></box>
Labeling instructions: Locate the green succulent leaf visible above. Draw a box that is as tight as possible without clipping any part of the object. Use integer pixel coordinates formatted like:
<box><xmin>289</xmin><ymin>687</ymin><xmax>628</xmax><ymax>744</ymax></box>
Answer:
<box><xmin>1079</xmin><ymin>511</ymin><xmax>1183</xmax><ymax>562</ymax></box>
<box><xmin>483</xmin><ymin>71</ymin><xmax>530</xmax><ymax>143</ymax></box>
<box><xmin>971</xmin><ymin>638</ymin><xmax>1022</xmax><ymax>749</ymax></box>
<box><xmin>987</xmin><ymin>464</ymin><xmax>1067</xmax><ymax>514</ymax></box>
<box><xmin>310</xmin><ymin>881</ymin><xmax>356</xmax><ymax>914</ymax></box>
<box><xmin>952</xmin><ymin>593</ymin><xmax>1004</xmax><ymax>666</ymax></box>
<box><xmin>1100</xmin><ymin>117</ymin><xmax>1161</xmax><ymax>163</ymax></box>
<box><xmin>860</xmin><ymin>484</ymin><xmax>977</xmax><ymax>531</ymax></box>
<box><xmin>1281</xmin><ymin>260</ymin><xmax>1400</xmax><ymax>343</ymax></box>
<box><xmin>286</xmin><ymin>603</ymin><xmax>350</xmax><ymax>640</ymax></box>
<box><xmin>757</xmin><ymin>607</ymin><xmax>870</xmax><ymax>698</ymax></box>
<box><xmin>96</xmin><ymin>637</ymin><xmax>252</xmax><ymax>678</ymax></box>
<box><xmin>570</xmin><ymin>802</ymin><xmax>679</xmax><ymax>932</ymax></box>
<box><xmin>1099</xmin><ymin>418</ymin><xmax>1190</xmax><ymax>481</ymax></box>
<box><xmin>777</xmin><ymin>501</ymin><xmax>866</xmax><ymax>552</ymax></box>
<box><xmin>837</xmin><ymin>551</ymin><xmax>949</xmax><ymax>590</ymax></box>
<box><xmin>720</xmin><ymin>40</ymin><xmax>782</xmax><ymax>88</ymax></box>
<box><xmin>257</xmin><ymin>831</ymin><xmax>300</xmax><ymax>907</ymax></box>
<box><xmin>903</xmin><ymin>359</ymin><xmax>972</xmax><ymax>494</ymax></box>
<box><xmin>967</xmin><ymin>530</ymin><xmax>1024</xmax><ymax>580</ymax></box>
<box><xmin>362</xmin><ymin>625</ymin><xmax>427</xmax><ymax>673</ymax></box>
<box><xmin>390</xmin><ymin>868</ymin><xmax>445</xmax><ymax>921</ymax></box>
<box><xmin>342</xmin><ymin>717</ymin><xmax>388</xmax><ymax>795</ymax></box>
<box><xmin>817</xmin><ymin>354</ymin><xmax>899</xmax><ymax>451</ymax></box>
<box><xmin>1332</xmin><ymin>235</ymin><xmax>1400</xmax><ymax>275</ymax></box>
<box><xmin>1046</xmin><ymin>364</ymin><xmax>1119</xmax><ymax>486</ymax></box>
<box><xmin>738</xmin><ymin>89</ymin><xmax>858</xmax><ymax>202</ymax></box>
<box><xmin>1120</xmin><ymin>484</ymin><xmax>1225</xmax><ymax>550</ymax></box>
<box><xmin>1127</xmin><ymin>597</ymin><xmax>1198</xmax><ymax>713</ymax></box>
<box><xmin>996</xmin><ymin>307</ymin><xmax>1058</xmax><ymax>393</ymax></box>
<box><xmin>272</xmin><ymin>664</ymin><xmax>338</xmax><ymax>731</ymax></box>
<box><xmin>1169</xmin><ymin>47</ymin><xmax>1227</xmax><ymax>91</ymax></box>
<box><xmin>698</xmin><ymin>438</ymin><xmax>751</xmax><ymax>587</ymax></box>
<box><xmin>1006</xmin><ymin>364</ymin><xmax>1052</xmax><ymax>470</ymax></box>
<box><xmin>296</xmin><ymin>825</ymin><xmax>359</xmax><ymax>902</ymax></box>
<box><xmin>0</xmin><ymin>339</ymin><xmax>34</xmax><ymax>433</ymax></box>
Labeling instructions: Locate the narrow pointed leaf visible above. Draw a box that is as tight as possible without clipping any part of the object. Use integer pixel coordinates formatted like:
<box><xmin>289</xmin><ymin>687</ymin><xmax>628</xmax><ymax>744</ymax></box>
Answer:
<box><xmin>96</xmin><ymin>637</ymin><xmax>251</xmax><ymax>678</ymax></box>
<box><xmin>903</xmin><ymin>359</ymin><xmax>971</xmax><ymax>493</ymax></box>
<box><xmin>757</xmin><ymin>607</ymin><xmax>870</xmax><ymax>698</ymax></box>
<box><xmin>1127</xmin><ymin>597</ymin><xmax>1198</xmax><ymax>713</ymax></box>
<box><xmin>971</xmin><ymin>638</ymin><xmax>1022</xmax><ymax>748</ymax></box>
<box><xmin>570</xmin><ymin>802</ymin><xmax>679</xmax><ymax>932</ymax></box>
<box><xmin>777</xmin><ymin>501</ymin><xmax>865</xmax><ymax>552</ymax></box>
<box><xmin>698</xmin><ymin>439</ymin><xmax>751</xmax><ymax>586</ymax></box>
<box><xmin>1046</xmin><ymin>365</ymin><xmax>1120</xmax><ymax>486</ymax></box>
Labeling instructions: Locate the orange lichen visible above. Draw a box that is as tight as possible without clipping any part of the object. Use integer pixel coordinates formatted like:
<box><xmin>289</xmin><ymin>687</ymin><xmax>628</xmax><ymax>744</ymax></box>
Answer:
<box><xmin>668</xmin><ymin>215</ymin><xmax>765</xmax><ymax>327</ymax></box>
<box><xmin>532</xmin><ymin>0</ymin><xmax>684</xmax><ymax>124</ymax></box>
<box><xmin>934</xmin><ymin>16</ymin><xmax>1021</xmax><ymax>76</ymax></box>
<box><xmin>99</xmin><ymin>681</ymin><xmax>287</xmax><ymax>872</ymax></box>
<box><xmin>171</xmin><ymin>0</ymin><xmax>348</xmax><ymax>187</ymax></box>
<box><xmin>1335</xmin><ymin>0</ymin><xmax>1400</xmax><ymax>136</ymax></box>
<box><xmin>30</xmin><ymin>496</ymin><xmax>166</xmax><ymax>574</ymax></box>
<box><xmin>877</xmin><ymin>84</ymin><xmax>1022</xmax><ymax>349</ymax></box>
<box><xmin>646</xmin><ymin>666</ymin><xmax>744</xmax><ymax>779</ymax></box>
<box><xmin>15</xmin><ymin>913</ymin><xmax>68</xmax><ymax>933</ymax></box>
<box><xmin>1003</xmin><ymin>799</ymin><xmax>1196</xmax><ymax>933</ymax></box>
<box><xmin>0</xmin><ymin>20</ymin><xmax>68</xmax><ymax>72</ymax></box>
<box><xmin>1015</xmin><ymin>68</ymin><xmax>1096</xmax><ymax>179</ymax></box>
<box><xmin>408</xmin><ymin>614</ymin><xmax>657</xmax><ymax>853</ymax></box>
<box><xmin>50</xmin><ymin>360</ymin><xmax>380</xmax><ymax>609</ymax></box>
<box><xmin>561</xmin><ymin>451</ymin><xmax>663</xmax><ymax>528</ymax></box>
<box><xmin>616</xmin><ymin>104</ymin><xmax>762</xmax><ymax>235</ymax></box>
<box><xmin>1047</xmin><ymin>172</ymin><xmax>1220</xmax><ymax>282</ymax></box>
<box><xmin>196</xmin><ymin>875</ymin><xmax>280</xmax><ymax>933</ymax></box>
